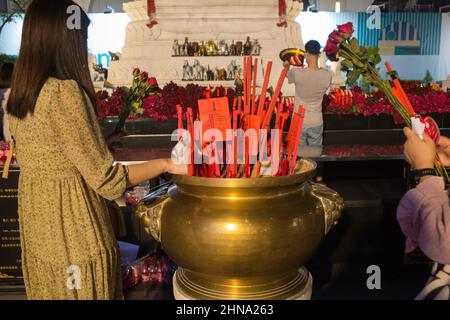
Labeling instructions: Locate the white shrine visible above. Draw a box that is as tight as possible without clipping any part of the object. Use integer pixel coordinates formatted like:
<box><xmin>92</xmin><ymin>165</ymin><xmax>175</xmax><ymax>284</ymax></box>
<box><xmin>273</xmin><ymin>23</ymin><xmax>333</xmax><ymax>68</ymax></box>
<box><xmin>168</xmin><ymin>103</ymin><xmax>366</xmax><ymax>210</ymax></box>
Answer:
<box><xmin>108</xmin><ymin>0</ymin><xmax>305</xmax><ymax>96</ymax></box>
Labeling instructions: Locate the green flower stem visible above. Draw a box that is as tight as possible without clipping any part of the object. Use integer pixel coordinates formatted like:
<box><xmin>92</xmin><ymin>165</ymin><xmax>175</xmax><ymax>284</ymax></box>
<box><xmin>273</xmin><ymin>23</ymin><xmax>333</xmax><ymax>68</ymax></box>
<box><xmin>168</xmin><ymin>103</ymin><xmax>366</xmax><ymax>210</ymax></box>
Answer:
<box><xmin>339</xmin><ymin>42</ymin><xmax>449</xmax><ymax>184</ymax></box>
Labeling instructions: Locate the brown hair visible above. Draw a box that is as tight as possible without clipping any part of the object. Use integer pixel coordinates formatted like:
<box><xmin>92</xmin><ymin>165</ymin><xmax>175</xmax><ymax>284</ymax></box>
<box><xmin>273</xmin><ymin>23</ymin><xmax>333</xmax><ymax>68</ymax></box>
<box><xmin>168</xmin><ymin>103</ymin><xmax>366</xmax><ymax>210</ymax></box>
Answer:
<box><xmin>7</xmin><ymin>0</ymin><xmax>97</xmax><ymax>118</ymax></box>
<box><xmin>0</xmin><ymin>63</ymin><xmax>14</xmax><ymax>88</ymax></box>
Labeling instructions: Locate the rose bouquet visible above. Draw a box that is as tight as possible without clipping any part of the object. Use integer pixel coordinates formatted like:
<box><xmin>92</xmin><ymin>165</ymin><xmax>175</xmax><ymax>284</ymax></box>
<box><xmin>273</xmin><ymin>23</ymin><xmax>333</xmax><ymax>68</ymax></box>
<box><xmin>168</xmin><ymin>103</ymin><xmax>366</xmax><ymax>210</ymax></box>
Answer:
<box><xmin>324</xmin><ymin>22</ymin><xmax>449</xmax><ymax>182</ymax></box>
<box><xmin>114</xmin><ymin>68</ymin><xmax>161</xmax><ymax>134</ymax></box>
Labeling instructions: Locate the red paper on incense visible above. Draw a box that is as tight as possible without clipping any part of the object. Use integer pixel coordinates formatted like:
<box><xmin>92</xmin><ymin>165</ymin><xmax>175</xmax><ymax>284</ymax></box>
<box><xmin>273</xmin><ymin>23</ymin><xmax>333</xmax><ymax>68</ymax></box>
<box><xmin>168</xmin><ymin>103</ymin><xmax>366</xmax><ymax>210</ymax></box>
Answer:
<box><xmin>198</xmin><ymin>97</ymin><xmax>232</xmax><ymax>140</ymax></box>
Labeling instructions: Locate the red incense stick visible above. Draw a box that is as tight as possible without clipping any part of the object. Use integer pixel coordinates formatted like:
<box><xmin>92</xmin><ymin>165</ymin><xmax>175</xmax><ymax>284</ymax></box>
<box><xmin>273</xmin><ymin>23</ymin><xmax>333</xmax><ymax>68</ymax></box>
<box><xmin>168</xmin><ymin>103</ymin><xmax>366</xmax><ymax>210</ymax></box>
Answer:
<box><xmin>186</xmin><ymin>107</ymin><xmax>195</xmax><ymax>176</ymax></box>
<box><xmin>257</xmin><ymin>61</ymin><xmax>272</xmax><ymax>117</ymax></box>
<box><xmin>289</xmin><ymin>106</ymin><xmax>305</xmax><ymax>175</ymax></box>
<box><xmin>385</xmin><ymin>62</ymin><xmax>415</xmax><ymax>116</ymax></box>
<box><xmin>176</xmin><ymin>104</ymin><xmax>183</xmax><ymax>141</ymax></box>
<box><xmin>243</xmin><ymin>57</ymin><xmax>248</xmax><ymax>113</ymax></box>
<box><xmin>262</xmin><ymin>68</ymin><xmax>288</xmax><ymax>129</ymax></box>
<box><xmin>251</xmin><ymin>58</ymin><xmax>258</xmax><ymax>115</ymax></box>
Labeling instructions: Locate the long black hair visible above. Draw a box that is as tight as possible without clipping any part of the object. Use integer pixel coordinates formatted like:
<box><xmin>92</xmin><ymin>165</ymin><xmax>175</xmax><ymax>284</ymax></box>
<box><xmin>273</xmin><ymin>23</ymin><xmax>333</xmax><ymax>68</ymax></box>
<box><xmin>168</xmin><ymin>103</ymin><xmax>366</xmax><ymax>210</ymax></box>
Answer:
<box><xmin>7</xmin><ymin>0</ymin><xmax>97</xmax><ymax>118</ymax></box>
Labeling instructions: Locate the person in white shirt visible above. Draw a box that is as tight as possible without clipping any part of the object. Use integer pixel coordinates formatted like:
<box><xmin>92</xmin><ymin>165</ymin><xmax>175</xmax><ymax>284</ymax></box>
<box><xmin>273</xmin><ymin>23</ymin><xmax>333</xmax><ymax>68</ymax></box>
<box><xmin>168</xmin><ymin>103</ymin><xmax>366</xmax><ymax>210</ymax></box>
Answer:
<box><xmin>284</xmin><ymin>40</ymin><xmax>332</xmax><ymax>146</ymax></box>
<box><xmin>0</xmin><ymin>63</ymin><xmax>14</xmax><ymax>141</ymax></box>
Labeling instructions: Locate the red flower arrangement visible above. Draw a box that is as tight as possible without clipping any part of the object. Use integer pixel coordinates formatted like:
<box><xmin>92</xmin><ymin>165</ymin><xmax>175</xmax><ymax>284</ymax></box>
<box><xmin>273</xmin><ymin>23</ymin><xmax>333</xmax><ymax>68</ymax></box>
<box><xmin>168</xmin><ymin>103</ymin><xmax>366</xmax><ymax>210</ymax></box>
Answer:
<box><xmin>324</xmin><ymin>83</ymin><xmax>450</xmax><ymax>124</ymax></box>
<box><xmin>97</xmin><ymin>70</ymin><xmax>282</xmax><ymax>124</ymax></box>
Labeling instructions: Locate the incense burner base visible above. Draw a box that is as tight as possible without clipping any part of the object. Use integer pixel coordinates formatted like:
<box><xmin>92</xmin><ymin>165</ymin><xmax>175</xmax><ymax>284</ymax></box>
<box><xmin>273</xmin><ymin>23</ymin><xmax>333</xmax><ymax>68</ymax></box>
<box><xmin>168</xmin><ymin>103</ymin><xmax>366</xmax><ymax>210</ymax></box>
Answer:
<box><xmin>172</xmin><ymin>267</ymin><xmax>313</xmax><ymax>300</ymax></box>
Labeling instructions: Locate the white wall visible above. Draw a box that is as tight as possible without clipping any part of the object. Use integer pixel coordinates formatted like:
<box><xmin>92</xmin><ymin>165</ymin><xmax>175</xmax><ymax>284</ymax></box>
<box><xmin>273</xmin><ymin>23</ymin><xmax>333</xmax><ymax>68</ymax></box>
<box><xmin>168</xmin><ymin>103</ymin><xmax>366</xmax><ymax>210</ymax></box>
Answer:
<box><xmin>0</xmin><ymin>13</ymin><xmax>130</xmax><ymax>67</ymax></box>
<box><xmin>316</xmin><ymin>0</ymin><xmax>374</xmax><ymax>12</ymax></box>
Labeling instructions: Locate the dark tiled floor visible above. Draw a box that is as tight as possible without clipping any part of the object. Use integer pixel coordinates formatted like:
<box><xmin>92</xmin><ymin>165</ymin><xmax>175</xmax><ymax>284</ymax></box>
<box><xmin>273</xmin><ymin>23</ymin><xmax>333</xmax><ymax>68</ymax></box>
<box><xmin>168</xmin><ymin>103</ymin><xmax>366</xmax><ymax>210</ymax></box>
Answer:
<box><xmin>0</xmin><ymin>263</ymin><xmax>430</xmax><ymax>300</ymax></box>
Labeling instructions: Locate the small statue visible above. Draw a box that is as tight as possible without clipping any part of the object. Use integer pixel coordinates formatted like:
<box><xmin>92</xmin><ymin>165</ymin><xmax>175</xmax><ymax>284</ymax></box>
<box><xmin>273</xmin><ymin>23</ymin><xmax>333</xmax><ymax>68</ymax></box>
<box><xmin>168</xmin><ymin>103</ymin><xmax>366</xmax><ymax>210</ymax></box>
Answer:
<box><xmin>182</xmin><ymin>37</ymin><xmax>189</xmax><ymax>56</ymax></box>
<box><xmin>227</xmin><ymin>60</ymin><xmax>239</xmax><ymax>80</ymax></box>
<box><xmin>206</xmin><ymin>40</ymin><xmax>219</xmax><ymax>56</ymax></box>
<box><xmin>229</xmin><ymin>40</ymin><xmax>236</xmax><ymax>56</ymax></box>
<box><xmin>187</xmin><ymin>42</ymin><xmax>195</xmax><ymax>56</ymax></box>
<box><xmin>235</xmin><ymin>41</ymin><xmax>243</xmax><ymax>56</ymax></box>
<box><xmin>93</xmin><ymin>63</ymin><xmax>108</xmax><ymax>81</ymax></box>
<box><xmin>218</xmin><ymin>40</ymin><xmax>229</xmax><ymax>56</ymax></box>
<box><xmin>182</xmin><ymin>60</ymin><xmax>193</xmax><ymax>81</ymax></box>
<box><xmin>252</xmin><ymin>39</ymin><xmax>262</xmax><ymax>56</ymax></box>
<box><xmin>244</xmin><ymin>36</ymin><xmax>252</xmax><ymax>55</ymax></box>
<box><xmin>109</xmin><ymin>51</ymin><xmax>121</xmax><ymax>61</ymax></box>
<box><xmin>172</xmin><ymin>40</ymin><xmax>180</xmax><ymax>56</ymax></box>
<box><xmin>198</xmin><ymin>41</ymin><xmax>207</xmax><ymax>56</ymax></box>
<box><xmin>192</xmin><ymin>59</ymin><xmax>206</xmax><ymax>81</ymax></box>
<box><xmin>192</xmin><ymin>42</ymin><xmax>199</xmax><ymax>56</ymax></box>
<box><xmin>216</xmin><ymin>67</ymin><xmax>227</xmax><ymax>81</ymax></box>
<box><xmin>206</xmin><ymin>65</ymin><xmax>215</xmax><ymax>81</ymax></box>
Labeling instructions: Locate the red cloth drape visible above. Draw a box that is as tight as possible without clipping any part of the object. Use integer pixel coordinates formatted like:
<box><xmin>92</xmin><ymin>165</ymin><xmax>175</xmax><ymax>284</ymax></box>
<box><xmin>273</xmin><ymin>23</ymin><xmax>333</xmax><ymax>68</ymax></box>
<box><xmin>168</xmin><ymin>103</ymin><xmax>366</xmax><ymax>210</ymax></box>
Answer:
<box><xmin>279</xmin><ymin>0</ymin><xmax>286</xmax><ymax>17</ymax></box>
<box><xmin>277</xmin><ymin>0</ymin><xmax>287</xmax><ymax>27</ymax></box>
<box><xmin>147</xmin><ymin>0</ymin><xmax>156</xmax><ymax>16</ymax></box>
<box><xmin>147</xmin><ymin>0</ymin><xmax>157</xmax><ymax>28</ymax></box>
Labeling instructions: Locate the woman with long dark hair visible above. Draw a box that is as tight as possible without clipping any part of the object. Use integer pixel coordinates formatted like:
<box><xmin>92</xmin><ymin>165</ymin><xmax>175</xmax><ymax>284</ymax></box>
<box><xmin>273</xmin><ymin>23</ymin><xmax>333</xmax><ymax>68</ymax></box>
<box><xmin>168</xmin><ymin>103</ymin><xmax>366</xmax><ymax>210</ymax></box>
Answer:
<box><xmin>5</xmin><ymin>0</ymin><xmax>184</xmax><ymax>299</ymax></box>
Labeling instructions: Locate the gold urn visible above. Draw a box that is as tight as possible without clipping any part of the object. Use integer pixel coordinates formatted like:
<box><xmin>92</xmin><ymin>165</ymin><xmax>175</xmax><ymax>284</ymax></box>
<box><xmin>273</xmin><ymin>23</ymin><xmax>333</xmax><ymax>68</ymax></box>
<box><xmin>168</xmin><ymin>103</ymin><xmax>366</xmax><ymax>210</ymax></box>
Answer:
<box><xmin>136</xmin><ymin>159</ymin><xmax>343</xmax><ymax>300</ymax></box>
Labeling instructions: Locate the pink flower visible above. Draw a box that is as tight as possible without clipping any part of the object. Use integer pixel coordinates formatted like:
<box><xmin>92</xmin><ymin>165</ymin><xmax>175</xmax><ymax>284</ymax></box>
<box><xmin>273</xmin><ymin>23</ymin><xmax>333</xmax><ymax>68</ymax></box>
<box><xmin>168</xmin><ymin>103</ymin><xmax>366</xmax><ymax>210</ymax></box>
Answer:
<box><xmin>337</xmin><ymin>22</ymin><xmax>354</xmax><ymax>39</ymax></box>
<box><xmin>324</xmin><ymin>38</ymin><xmax>339</xmax><ymax>62</ymax></box>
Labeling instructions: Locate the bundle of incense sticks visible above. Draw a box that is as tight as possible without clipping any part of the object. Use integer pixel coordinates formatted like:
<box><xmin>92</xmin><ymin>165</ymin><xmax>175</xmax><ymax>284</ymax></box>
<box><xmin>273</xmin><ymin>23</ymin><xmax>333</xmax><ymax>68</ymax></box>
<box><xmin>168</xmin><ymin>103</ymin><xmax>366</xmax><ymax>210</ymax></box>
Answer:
<box><xmin>385</xmin><ymin>61</ymin><xmax>450</xmax><ymax>183</ymax></box>
<box><xmin>175</xmin><ymin>56</ymin><xmax>304</xmax><ymax>178</ymax></box>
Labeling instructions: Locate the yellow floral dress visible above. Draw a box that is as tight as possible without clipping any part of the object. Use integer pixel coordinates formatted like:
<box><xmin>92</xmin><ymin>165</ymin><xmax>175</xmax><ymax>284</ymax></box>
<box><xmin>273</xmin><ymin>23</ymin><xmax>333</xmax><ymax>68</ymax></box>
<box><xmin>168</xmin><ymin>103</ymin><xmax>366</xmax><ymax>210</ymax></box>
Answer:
<box><xmin>9</xmin><ymin>78</ymin><xmax>127</xmax><ymax>299</ymax></box>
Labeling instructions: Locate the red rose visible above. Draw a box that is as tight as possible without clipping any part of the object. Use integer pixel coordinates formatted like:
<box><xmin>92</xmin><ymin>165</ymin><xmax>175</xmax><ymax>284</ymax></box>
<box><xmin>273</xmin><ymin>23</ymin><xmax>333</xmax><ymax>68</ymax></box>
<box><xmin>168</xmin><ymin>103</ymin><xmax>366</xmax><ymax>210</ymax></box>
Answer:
<box><xmin>140</xmin><ymin>72</ymin><xmax>148</xmax><ymax>82</ymax></box>
<box><xmin>147</xmin><ymin>77</ymin><xmax>158</xmax><ymax>87</ymax></box>
<box><xmin>133</xmin><ymin>67</ymin><xmax>140</xmax><ymax>77</ymax></box>
<box><xmin>337</xmin><ymin>22</ymin><xmax>354</xmax><ymax>39</ymax></box>
<box><xmin>329</xmin><ymin>30</ymin><xmax>345</xmax><ymax>44</ymax></box>
<box><xmin>324</xmin><ymin>38</ymin><xmax>339</xmax><ymax>62</ymax></box>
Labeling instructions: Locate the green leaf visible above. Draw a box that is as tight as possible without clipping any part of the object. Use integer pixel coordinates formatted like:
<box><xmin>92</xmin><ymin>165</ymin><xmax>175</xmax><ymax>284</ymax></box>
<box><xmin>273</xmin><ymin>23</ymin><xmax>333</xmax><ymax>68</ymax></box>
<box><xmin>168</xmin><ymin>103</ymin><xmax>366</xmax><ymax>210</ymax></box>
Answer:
<box><xmin>350</xmin><ymin>38</ymin><xmax>360</xmax><ymax>53</ymax></box>
<box><xmin>347</xmin><ymin>70</ymin><xmax>361</xmax><ymax>85</ymax></box>
<box><xmin>373</xmin><ymin>54</ymin><xmax>382</xmax><ymax>66</ymax></box>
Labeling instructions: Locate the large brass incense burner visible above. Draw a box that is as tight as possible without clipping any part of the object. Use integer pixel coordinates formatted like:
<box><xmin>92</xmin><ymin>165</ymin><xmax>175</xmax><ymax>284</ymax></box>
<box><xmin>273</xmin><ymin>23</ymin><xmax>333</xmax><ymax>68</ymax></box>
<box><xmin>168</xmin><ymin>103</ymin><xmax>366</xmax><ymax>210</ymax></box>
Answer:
<box><xmin>136</xmin><ymin>159</ymin><xmax>343</xmax><ymax>300</ymax></box>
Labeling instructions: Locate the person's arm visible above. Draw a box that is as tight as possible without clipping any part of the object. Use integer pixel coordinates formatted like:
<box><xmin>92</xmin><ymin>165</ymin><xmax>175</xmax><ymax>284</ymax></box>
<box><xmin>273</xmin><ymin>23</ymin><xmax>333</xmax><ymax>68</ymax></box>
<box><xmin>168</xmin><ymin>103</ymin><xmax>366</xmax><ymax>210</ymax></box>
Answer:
<box><xmin>397</xmin><ymin>127</ymin><xmax>450</xmax><ymax>264</ymax></box>
<box><xmin>49</xmin><ymin>79</ymin><xmax>184</xmax><ymax>200</ymax></box>
<box><xmin>127</xmin><ymin>159</ymin><xmax>185</xmax><ymax>187</ymax></box>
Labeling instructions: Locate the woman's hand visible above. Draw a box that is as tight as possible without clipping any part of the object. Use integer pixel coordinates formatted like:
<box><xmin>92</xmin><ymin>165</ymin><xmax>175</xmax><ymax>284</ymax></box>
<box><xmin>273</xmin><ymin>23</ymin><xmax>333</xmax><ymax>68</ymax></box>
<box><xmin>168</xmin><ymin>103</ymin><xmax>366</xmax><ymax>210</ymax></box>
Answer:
<box><xmin>127</xmin><ymin>158</ymin><xmax>187</xmax><ymax>187</ymax></box>
<box><xmin>437</xmin><ymin>136</ymin><xmax>450</xmax><ymax>167</ymax></box>
<box><xmin>403</xmin><ymin>127</ymin><xmax>436</xmax><ymax>169</ymax></box>
<box><xmin>165</xmin><ymin>158</ymin><xmax>187</xmax><ymax>175</ymax></box>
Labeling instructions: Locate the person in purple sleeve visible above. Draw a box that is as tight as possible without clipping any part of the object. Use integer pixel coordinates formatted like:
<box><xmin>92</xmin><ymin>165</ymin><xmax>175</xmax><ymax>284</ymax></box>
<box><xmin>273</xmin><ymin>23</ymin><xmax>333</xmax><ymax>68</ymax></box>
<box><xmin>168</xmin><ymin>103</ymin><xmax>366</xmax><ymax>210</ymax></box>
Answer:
<box><xmin>398</xmin><ymin>127</ymin><xmax>450</xmax><ymax>300</ymax></box>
